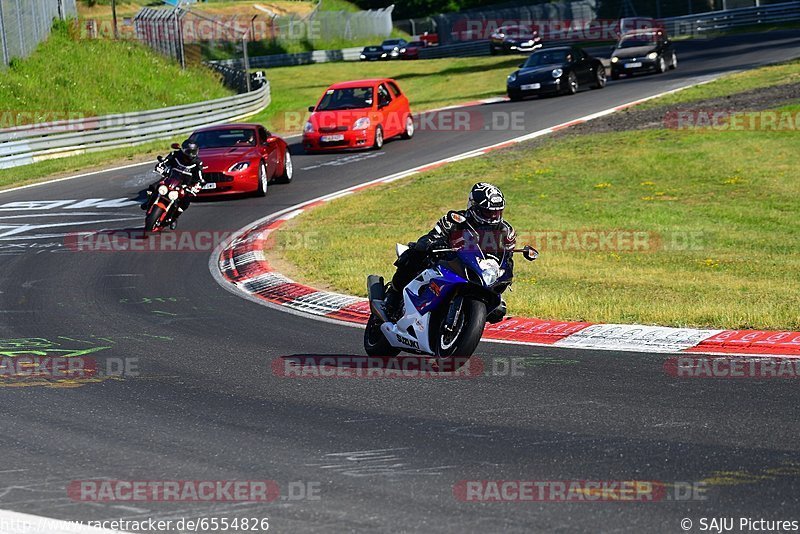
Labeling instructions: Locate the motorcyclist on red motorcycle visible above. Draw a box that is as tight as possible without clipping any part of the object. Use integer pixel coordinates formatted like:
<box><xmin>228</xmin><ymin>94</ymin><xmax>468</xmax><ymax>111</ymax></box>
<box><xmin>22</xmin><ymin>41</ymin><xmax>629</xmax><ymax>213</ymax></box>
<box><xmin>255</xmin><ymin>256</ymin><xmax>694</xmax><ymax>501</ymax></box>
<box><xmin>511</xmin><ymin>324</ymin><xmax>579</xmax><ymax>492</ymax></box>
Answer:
<box><xmin>142</xmin><ymin>140</ymin><xmax>205</xmax><ymax>226</ymax></box>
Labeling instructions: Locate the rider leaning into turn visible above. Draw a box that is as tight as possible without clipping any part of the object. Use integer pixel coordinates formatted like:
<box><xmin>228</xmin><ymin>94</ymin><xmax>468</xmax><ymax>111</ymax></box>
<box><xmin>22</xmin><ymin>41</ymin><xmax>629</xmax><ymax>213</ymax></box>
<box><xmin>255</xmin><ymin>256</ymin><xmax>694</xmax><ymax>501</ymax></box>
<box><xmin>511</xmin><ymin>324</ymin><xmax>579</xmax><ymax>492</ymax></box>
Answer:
<box><xmin>384</xmin><ymin>182</ymin><xmax>517</xmax><ymax>321</ymax></box>
<box><xmin>142</xmin><ymin>140</ymin><xmax>205</xmax><ymax>218</ymax></box>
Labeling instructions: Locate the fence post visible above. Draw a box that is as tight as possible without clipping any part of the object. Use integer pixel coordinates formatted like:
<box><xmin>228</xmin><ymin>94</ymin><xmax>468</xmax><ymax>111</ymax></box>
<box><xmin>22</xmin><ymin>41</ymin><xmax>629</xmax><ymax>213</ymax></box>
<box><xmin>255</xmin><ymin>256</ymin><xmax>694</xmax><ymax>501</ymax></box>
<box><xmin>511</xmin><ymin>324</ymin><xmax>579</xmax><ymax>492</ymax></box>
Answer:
<box><xmin>14</xmin><ymin>0</ymin><xmax>24</xmax><ymax>57</ymax></box>
<box><xmin>0</xmin><ymin>1</ymin><xmax>8</xmax><ymax>67</ymax></box>
<box><xmin>242</xmin><ymin>33</ymin><xmax>251</xmax><ymax>92</ymax></box>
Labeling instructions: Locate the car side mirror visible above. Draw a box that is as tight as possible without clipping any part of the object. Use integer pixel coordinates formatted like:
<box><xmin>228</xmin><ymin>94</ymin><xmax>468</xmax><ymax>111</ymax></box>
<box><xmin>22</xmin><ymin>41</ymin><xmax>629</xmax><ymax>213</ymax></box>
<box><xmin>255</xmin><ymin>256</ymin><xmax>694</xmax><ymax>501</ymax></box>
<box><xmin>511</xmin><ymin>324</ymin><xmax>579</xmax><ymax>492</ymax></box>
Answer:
<box><xmin>448</xmin><ymin>211</ymin><xmax>466</xmax><ymax>224</ymax></box>
<box><xmin>521</xmin><ymin>246</ymin><xmax>538</xmax><ymax>261</ymax></box>
<box><xmin>308</xmin><ymin>106</ymin><xmax>315</xmax><ymax>112</ymax></box>
<box><xmin>266</xmin><ymin>136</ymin><xmax>278</xmax><ymax>144</ymax></box>
<box><xmin>170</xmin><ymin>142</ymin><xmax>180</xmax><ymax>150</ymax></box>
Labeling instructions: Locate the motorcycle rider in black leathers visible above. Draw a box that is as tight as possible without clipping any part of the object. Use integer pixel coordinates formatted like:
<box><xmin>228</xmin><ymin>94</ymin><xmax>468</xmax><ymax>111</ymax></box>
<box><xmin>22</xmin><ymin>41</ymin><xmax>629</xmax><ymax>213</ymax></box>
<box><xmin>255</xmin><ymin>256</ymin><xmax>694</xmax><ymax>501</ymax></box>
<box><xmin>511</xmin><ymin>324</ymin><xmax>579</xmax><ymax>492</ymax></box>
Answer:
<box><xmin>384</xmin><ymin>182</ymin><xmax>516</xmax><ymax>322</ymax></box>
<box><xmin>142</xmin><ymin>140</ymin><xmax>205</xmax><ymax>225</ymax></box>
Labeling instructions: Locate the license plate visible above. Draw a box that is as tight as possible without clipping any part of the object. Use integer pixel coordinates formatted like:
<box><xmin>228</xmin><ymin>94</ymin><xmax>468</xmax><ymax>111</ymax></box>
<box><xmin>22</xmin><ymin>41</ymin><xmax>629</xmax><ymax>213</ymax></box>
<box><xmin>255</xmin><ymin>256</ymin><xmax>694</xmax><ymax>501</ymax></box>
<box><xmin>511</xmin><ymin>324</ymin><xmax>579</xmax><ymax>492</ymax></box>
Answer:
<box><xmin>320</xmin><ymin>134</ymin><xmax>345</xmax><ymax>142</ymax></box>
<box><xmin>202</xmin><ymin>182</ymin><xmax>216</xmax><ymax>190</ymax></box>
<box><xmin>521</xmin><ymin>83</ymin><xmax>541</xmax><ymax>91</ymax></box>
<box><xmin>625</xmin><ymin>62</ymin><xmax>642</xmax><ymax>68</ymax></box>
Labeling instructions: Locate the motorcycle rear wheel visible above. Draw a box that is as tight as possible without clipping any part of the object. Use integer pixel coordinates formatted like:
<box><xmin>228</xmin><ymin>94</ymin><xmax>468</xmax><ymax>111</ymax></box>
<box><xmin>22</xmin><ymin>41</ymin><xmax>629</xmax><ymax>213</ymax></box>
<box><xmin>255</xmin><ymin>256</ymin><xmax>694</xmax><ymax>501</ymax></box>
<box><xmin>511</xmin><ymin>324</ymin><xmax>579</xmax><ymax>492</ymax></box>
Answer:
<box><xmin>363</xmin><ymin>313</ymin><xmax>400</xmax><ymax>357</ymax></box>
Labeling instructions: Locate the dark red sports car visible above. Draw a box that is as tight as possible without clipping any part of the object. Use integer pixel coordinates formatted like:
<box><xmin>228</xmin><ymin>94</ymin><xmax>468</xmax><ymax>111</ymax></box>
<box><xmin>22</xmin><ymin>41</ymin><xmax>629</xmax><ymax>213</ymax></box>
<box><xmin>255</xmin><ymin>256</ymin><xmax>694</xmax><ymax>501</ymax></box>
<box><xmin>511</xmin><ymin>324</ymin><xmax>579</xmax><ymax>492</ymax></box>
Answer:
<box><xmin>188</xmin><ymin>123</ymin><xmax>293</xmax><ymax>197</ymax></box>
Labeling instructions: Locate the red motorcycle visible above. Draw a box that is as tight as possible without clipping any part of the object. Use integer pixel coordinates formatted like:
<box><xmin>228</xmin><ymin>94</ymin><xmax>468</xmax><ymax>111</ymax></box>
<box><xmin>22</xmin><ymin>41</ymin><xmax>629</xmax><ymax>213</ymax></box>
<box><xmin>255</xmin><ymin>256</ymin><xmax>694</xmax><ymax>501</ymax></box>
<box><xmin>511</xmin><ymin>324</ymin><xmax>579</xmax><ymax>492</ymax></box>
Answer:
<box><xmin>144</xmin><ymin>158</ymin><xmax>197</xmax><ymax>233</ymax></box>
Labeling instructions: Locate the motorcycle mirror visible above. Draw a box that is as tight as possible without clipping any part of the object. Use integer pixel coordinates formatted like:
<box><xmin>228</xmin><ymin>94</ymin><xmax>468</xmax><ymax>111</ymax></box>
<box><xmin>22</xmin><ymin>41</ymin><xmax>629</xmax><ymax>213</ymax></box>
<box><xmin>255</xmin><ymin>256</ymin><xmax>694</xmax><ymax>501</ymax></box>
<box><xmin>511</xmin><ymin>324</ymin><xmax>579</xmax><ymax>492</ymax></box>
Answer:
<box><xmin>521</xmin><ymin>245</ymin><xmax>539</xmax><ymax>261</ymax></box>
<box><xmin>448</xmin><ymin>211</ymin><xmax>467</xmax><ymax>224</ymax></box>
<box><xmin>156</xmin><ymin>156</ymin><xmax>164</xmax><ymax>162</ymax></box>
<box><xmin>171</xmin><ymin>143</ymin><xmax>180</xmax><ymax>150</ymax></box>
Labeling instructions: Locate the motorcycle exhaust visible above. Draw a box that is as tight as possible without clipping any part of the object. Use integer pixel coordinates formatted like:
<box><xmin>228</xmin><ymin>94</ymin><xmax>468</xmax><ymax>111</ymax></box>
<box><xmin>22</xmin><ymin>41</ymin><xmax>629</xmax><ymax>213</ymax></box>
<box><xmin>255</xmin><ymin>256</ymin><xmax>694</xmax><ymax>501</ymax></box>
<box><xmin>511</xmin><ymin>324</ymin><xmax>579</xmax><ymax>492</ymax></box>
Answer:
<box><xmin>367</xmin><ymin>275</ymin><xmax>389</xmax><ymax>323</ymax></box>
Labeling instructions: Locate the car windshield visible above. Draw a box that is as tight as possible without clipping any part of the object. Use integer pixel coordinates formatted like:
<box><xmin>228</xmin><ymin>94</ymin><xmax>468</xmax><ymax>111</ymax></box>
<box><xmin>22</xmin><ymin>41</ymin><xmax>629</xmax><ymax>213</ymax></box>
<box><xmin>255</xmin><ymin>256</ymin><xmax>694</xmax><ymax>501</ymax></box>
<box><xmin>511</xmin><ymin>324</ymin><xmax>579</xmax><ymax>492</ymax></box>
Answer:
<box><xmin>618</xmin><ymin>34</ymin><xmax>658</xmax><ymax>48</ymax></box>
<box><xmin>364</xmin><ymin>46</ymin><xmax>380</xmax><ymax>52</ymax></box>
<box><xmin>382</xmin><ymin>40</ymin><xmax>403</xmax><ymax>46</ymax></box>
<box><xmin>408</xmin><ymin>41</ymin><xmax>424</xmax><ymax>47</ymax></box>
<box><xmin>502</xmin><ymin>26</ymin><xmax>532</xmax><ymax>37</ymax></box>
<box><xmin>190</xmin><ymin>128</ymin><xmax>256</xmax><ymax>148</ymax></box>
<box><xmin>316</xmin><ymin>87</ymin><xmax>374</xmax><ymax>111</ymax></box>
<box><xmin>523</xmin><ymin>49</ymin><xmax>569</xmax><ymax>67</ymax></box>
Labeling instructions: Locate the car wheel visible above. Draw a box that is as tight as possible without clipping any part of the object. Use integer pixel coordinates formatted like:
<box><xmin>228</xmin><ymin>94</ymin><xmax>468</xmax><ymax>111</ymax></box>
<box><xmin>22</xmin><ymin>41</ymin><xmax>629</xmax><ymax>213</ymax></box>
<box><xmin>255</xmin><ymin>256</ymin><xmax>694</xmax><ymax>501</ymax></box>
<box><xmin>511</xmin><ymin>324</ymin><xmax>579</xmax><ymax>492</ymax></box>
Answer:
<box><xmin>256</xmin><ymin>160</ymin><xmax>268</xmax><ymax>197</ymax></box>
<box><xmin>373</xmin><ymin>126</ymin><xmax>384</xmax><ymax>150</ymax></box>
<box><xmin>401</xmin><ymin>115</ymin><xmax>414</xmax><ymax>140</ymax></box>
<box><xmin>669</xmin><ymin>51</ymin><xmax>678</xmax><ymax>70</ymax></box>
<box><xmin>657</xmin><ymin>56</ymin><xmax>667</xmax><ymax>73</ymax></box>
<box><xmin>564</xmin><ymin>72</ymin><xmax>578</xmax><ymax>95</ymax></box>
<box><xmin>277</xmin><ymin>149</ymin><xmax>293</xmax><ymax>183</ymax></box>
<box><xmin>592</xmin><ymin>65</ymin><xmax>607</xmax><ymax>89</ymax></box>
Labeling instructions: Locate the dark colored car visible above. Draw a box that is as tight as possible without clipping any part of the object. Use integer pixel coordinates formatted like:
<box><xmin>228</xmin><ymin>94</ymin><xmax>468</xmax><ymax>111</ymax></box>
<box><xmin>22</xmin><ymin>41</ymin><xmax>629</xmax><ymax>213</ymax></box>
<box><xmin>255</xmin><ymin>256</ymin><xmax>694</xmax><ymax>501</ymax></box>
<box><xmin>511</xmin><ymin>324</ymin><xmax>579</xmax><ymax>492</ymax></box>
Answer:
<box><xmin>360</xmin><ymin>45</ymin><xmax>388</xmax><ymax>61</ymax></box>
<box><xmin>506</xmin><ymin>46</ymin><xmax>606</xmax><ymax>101</ymax></box>
<box><xmin>380</xmin><ymin>38</ymin><xmax>409</xmax><ymax>60</ymax></box>
<box><xmin>188</xmin><ymin>124</ymin><xmax>292</xmax><ymax>197</ymax></box>
<box><xmin>490</xmin><ymin>25</ymin><xmax>542</xmax><ymax>55</ymax></box>
<box><xmin>610</xmin><ymin>29</ymin><xmax>677</xmax><ymax>79</ymax></box>
<box><xmin>400</xmin><ymin>40</ymin><xmax>426</xmax><ymax>60</ymax></box>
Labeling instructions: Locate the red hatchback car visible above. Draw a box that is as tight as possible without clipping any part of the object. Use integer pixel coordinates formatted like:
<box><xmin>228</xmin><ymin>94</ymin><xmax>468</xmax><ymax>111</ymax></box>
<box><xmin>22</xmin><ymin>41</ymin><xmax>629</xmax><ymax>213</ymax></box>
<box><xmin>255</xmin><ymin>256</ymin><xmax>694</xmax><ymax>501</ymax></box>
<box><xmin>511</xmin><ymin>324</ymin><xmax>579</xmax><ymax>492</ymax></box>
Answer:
<box><xmin>188</xmin><ymin>123</ymin><xmax>293</xmax><ymax>197</ymax></box>
<box><xmin>302</xmin><ymin>79</ymin><xmax>414</xmax><ymax>152</ymax></box>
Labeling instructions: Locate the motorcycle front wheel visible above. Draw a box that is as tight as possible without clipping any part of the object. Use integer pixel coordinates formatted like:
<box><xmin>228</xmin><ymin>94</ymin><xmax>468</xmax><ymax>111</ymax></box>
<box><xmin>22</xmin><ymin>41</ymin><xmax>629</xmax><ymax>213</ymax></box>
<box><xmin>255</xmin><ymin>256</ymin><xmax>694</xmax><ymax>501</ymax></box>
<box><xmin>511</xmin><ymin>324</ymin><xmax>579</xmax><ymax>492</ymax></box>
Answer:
<box><xmin>144</xmin><ymin>205</ymin><xmax>164</xmax><ymax>233</ymax></box>
<box><xmin>433</xmin><ymin>298</ymin><xmax>487</xmax><ymax>363</ymax></box>
<box><xmin>363</xmin><ymin>313</ymin><xmax>401</xmax><ymax>357</ymax></box>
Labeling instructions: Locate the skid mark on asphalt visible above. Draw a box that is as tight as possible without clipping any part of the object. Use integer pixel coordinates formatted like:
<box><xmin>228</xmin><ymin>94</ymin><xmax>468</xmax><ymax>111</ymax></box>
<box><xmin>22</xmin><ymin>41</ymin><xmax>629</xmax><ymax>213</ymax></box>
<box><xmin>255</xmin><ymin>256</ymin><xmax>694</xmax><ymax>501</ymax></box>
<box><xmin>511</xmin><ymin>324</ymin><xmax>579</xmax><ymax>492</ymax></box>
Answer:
<box><xmin>307</xmin><ymin>448</ymin><xmax>456</xmax><ymax>477</ymax></box>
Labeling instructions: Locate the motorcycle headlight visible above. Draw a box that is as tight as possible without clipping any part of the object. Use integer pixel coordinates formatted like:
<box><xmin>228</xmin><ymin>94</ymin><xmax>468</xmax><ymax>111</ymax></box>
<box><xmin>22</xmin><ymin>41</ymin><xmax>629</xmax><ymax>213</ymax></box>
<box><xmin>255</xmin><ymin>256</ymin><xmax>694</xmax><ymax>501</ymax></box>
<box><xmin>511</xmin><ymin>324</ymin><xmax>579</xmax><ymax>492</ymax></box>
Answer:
<box><xmin>228</xmin><ymin>161</ymin><xmax>250</xmax><ymax>173</ymax></box>
<box><xmin>303</xmin><ymin>121</ymin><xmax>314</xmax><ymax>134</ymax></box>
<box><xmin>507</xmin><ymin>72</ymin><xmax>517</xmax><ymax>83</ymax></box>
<box><xmin>647</xmin><ymin>52</ymin><xmax>658</xmax><ymax>60</ymax></box>
<box><xmin>611</xmin><ymin>56</ymin><xmax>619</xmax><ymax>63</ymax></box>
<box><xmin>168</xmin><ymin>190</ymin><xmax>180</xmax><ymax>201</ymax></box>
<box><xmin>157</xmin><ymin>185</ymin><xmax>168</xmax><ymax>196</ymax></box>
<box><xmin>478</xmin><ymin>259</ymin><xmax>503</xmax><ymax>287</ymax></box>
<box><xmin>353</xmin><ymin>117</ymin><xmax>370</xmax><ymax>130</ymax></box>
<box><xmin>552</xmin><ymin>68</ymin><xmax>563</xmax><ymax>79</ymax></box>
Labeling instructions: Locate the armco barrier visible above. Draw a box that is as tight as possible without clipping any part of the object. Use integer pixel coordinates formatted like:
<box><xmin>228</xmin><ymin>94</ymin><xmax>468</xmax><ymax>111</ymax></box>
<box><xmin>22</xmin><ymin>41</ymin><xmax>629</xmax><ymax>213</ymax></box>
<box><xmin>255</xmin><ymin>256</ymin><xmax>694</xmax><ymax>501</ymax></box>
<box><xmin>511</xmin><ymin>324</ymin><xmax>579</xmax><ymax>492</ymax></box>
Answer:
<box><xmin>0</xmin><ymin>83</ymin><xmax>270</xmax><ymax>170</ymax></box>
<box><xmin>211</xmin><ymin>46</ymin><xmax>364</xmax><ymax>69</ymax></box>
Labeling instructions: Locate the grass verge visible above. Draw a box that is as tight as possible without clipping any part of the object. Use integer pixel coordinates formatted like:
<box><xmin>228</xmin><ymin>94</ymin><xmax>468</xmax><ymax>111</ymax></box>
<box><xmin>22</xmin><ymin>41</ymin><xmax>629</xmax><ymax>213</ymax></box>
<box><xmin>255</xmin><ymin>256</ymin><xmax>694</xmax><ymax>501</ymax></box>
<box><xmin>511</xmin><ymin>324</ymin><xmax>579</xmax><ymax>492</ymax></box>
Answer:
<box><xmin>273</xmin><ymin>66</ymin><xmax>800</xmax><ymax>330</ymax></box>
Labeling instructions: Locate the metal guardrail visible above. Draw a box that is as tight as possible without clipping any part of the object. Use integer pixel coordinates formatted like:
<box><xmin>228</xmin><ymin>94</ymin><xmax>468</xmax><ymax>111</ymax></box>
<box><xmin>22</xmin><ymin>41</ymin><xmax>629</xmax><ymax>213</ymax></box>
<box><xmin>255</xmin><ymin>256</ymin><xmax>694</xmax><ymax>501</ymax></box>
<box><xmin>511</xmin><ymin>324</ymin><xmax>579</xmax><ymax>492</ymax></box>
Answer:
<box><xmin>0</xmin><ymin>83</ymin><xmax>271</xmax><ymax>169</ymax></box>
<box><xmin>663</xmin><ymin>0</ymin><xmax>800</xmax><ymax>36</ymax></box>
<box><xmin>212</xmin><ymin>46</ymin><xmax>364</xmax><ymax>69</ymax></box>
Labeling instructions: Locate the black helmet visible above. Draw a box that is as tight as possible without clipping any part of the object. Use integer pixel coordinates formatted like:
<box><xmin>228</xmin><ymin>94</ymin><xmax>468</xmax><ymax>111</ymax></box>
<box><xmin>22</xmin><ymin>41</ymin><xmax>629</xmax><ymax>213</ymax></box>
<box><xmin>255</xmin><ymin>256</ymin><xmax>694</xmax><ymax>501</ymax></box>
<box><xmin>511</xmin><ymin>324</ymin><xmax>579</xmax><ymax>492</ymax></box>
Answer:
<box><xmin>467</xmin><ymin>182</ymin><xmax>505</xmax><ymax>225</ymax></box>
<box><xmin>180</xmin><ymin>140</ymin><xmax>199</xmax><ymax>160</ymax></box>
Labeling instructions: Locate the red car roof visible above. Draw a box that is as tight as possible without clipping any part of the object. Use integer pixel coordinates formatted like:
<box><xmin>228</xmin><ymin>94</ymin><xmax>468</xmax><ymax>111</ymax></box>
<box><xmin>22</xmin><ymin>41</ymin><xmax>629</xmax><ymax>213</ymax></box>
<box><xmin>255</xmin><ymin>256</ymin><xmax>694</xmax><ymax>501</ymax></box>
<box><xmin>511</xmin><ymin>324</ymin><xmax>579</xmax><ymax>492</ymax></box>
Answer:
<box><xmin>327</xmin><ymin>79</ymin><xmax>395</xmax><ymax>89</ymax></box>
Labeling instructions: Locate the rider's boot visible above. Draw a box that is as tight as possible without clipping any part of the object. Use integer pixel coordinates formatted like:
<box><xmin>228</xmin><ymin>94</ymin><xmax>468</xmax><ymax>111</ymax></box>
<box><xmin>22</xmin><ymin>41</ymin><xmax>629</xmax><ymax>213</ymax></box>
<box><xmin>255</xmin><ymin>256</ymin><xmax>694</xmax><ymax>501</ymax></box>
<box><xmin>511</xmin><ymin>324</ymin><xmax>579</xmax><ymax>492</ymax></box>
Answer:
<box><xmin>383</xmin><ymin>284</ymin><xmax>403</xmax><ymax>319</ymax></box>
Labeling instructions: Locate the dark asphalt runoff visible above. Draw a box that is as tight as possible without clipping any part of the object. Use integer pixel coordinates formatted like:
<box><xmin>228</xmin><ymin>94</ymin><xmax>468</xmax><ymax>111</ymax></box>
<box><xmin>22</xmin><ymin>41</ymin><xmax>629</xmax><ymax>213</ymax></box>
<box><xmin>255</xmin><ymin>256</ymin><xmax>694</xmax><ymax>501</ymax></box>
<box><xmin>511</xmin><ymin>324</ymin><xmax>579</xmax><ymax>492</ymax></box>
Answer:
<box><xmin>0</xmin><ymin>31</ymin><xmax>799</xmax><ymax>533</ymax></box>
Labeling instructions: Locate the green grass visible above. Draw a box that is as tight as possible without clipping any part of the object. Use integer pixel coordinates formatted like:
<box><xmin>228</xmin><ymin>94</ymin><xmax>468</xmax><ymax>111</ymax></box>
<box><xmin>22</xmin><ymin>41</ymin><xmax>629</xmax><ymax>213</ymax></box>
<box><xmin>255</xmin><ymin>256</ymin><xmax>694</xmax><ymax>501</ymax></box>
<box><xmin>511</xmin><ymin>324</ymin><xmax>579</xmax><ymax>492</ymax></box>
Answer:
<box><xmin>0</xmin><ymin>21</ymin><xmax>231</xmax><ymax>123</ymax></box>
<box><xmin>277</xmin><ymin>127</ymin><xmax>800</xmax><ymax>330</ymax></box>
<box><xmin>638</xmin><ymin>59</ymin><xmax>800</xmax><ymax>109</ymax></box>
<box><xmin>248</xmin><ymin>55</ymin><xmax>520</xmax><ymax>132</ymax></box>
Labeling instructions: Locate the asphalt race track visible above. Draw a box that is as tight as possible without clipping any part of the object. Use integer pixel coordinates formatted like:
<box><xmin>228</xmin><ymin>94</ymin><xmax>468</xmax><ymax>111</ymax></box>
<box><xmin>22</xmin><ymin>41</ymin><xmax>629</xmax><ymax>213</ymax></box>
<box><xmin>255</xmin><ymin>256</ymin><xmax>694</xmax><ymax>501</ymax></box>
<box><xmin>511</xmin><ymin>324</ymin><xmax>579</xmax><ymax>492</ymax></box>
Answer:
<box><xmin>1</xmin><ymin>31</ymin><xmax>799</xmax><ymax>533</ymax></box>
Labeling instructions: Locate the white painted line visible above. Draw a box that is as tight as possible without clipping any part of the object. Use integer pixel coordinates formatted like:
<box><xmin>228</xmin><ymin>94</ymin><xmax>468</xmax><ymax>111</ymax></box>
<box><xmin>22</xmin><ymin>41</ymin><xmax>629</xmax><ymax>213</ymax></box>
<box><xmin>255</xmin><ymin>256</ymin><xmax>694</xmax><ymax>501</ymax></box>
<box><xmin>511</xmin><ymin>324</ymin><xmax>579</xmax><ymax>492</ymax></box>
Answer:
<box><xmin>0</xmin><ymin>161</ymin><xmax>152</xmax><ymax>197</ymax></box>
<box><xmin>0</xmin><ymin>509</ymin><xmax>130</xmax><ymax>534</ymax></box>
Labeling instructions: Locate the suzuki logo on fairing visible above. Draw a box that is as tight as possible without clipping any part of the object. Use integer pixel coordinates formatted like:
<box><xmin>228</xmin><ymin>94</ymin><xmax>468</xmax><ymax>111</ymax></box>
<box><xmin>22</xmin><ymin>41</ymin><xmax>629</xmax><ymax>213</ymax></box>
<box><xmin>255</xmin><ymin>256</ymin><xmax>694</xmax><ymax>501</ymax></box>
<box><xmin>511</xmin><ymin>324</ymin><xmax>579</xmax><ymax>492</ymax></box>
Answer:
<box><xmin>396</xmin><ymin>334</ymin><xmax>420</xmax><ymax>350</ymax></box>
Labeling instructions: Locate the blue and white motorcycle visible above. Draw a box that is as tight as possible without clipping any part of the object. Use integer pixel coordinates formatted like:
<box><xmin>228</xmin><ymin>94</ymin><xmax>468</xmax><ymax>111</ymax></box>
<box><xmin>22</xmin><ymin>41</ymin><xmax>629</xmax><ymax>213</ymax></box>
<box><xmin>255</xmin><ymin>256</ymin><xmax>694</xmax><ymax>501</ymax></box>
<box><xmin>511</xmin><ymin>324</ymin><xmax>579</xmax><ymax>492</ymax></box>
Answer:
<box><xmin>364</xmin><ymin>211</ymin><xmax>538</xmax><ymax>365</ymax></box>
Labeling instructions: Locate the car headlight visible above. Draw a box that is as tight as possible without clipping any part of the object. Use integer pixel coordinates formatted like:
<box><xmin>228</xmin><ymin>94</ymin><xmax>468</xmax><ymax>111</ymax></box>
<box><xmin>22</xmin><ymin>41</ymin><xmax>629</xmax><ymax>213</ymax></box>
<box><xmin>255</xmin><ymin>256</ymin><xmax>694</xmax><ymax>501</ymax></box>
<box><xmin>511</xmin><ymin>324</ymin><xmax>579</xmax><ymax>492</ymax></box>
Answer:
<box><xmin>157</xmin><ymin>185</ymin><xmax>168</xmax><ymax>196</ymax></box>
<box><xmin>551</xmin><ymin>68</ymin><xmax>563</xmax><ymax>79</ymax></box>
<box><xmin>478</xmin><ymin>259</ymin><xmax>503</xmax><ymax>287</ymax></box>
<box><xmin>507</xmin><ymin>72</ymin><xmax>517</xmax><ymax>83</ymax></box>
<box><xmin>611</xmin><ymin>56</ymin><xmax>619</xmax><ymax>63</ymax></box>
<box><xmin>228</xmin><ymin>161</ymin><xmax>250</xmax><ymax>173</ymax></box>
<box><xmin>647</xmin><ymin>52</ymin><xmax>658</xmax><ymax>60</ymax></box>
<box><xmin>303</xmin><ymin>121</ymin><xmax>314</xmax><ymax>134</ymax></box>
<box><xmin>353</xmin><ymin>117</ymin><xmax>370</xmax><ymax>130</ymax></box>
<box><xmin>360</xmin><ymin>54</ymin><xmax>366</xmax><ymax>59</ymax></box>
<box><xmin>168</xmin><ymin>190</ymin><xmax>180</xmax><ymax>201</ymax></box>
<box><xmin>381</xmin><ymin>53</ymin><xmax>387</xmax><ymax>58</ymax></box>
<box><xmin>399</xmin><ymin>48</ymin><xmax>406</xmax><ymax>53</ymax></box>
